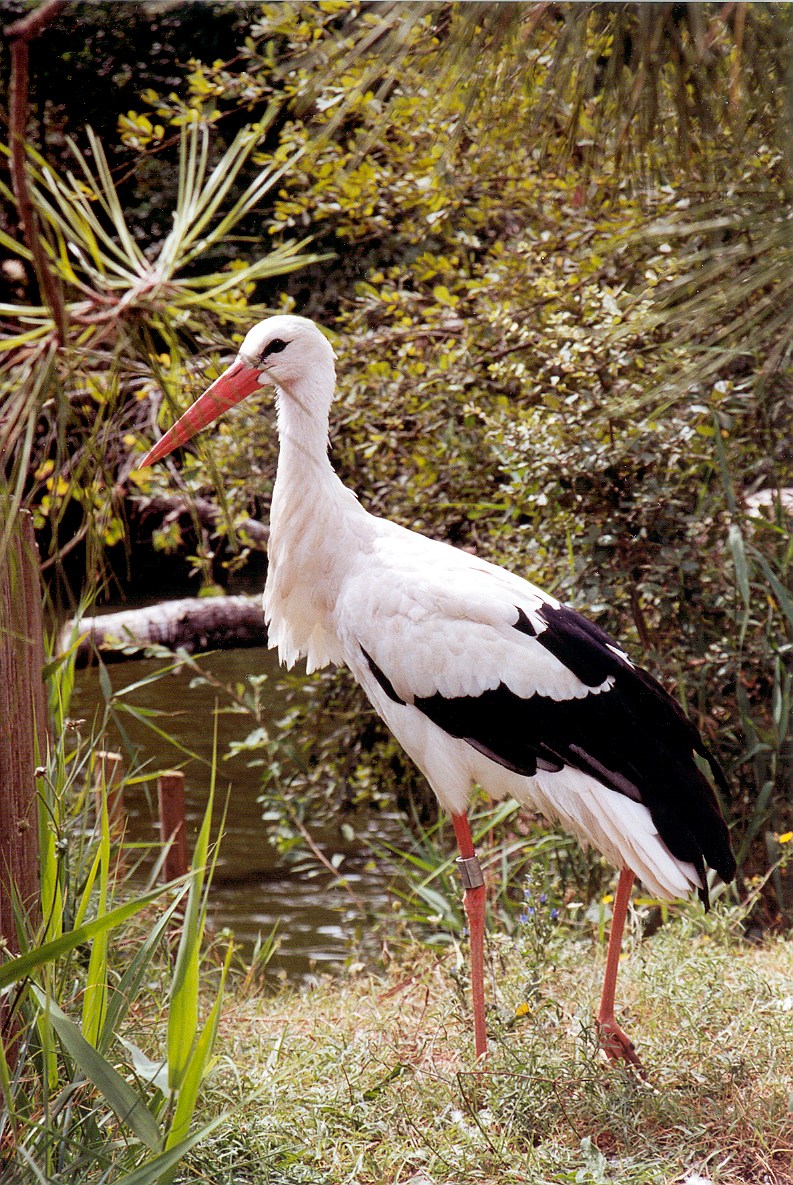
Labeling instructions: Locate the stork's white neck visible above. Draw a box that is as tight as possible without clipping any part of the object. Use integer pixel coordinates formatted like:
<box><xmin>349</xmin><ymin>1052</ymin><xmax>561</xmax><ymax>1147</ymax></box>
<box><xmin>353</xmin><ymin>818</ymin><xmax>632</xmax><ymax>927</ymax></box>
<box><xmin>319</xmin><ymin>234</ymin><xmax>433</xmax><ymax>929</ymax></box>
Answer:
<box><xmin>271</xmin><ymin>365</ymin><xmax>349</xmax><ymax>542</ymax></box>
<box><xmin>274</xmin><ymin>377</ymin><xmax>333</xmax><ymax>473</ymax></box>
<box><xmin>265</xmin><ymin>362</ymin><xmax>369</xmax><ymax>672</ymax></box>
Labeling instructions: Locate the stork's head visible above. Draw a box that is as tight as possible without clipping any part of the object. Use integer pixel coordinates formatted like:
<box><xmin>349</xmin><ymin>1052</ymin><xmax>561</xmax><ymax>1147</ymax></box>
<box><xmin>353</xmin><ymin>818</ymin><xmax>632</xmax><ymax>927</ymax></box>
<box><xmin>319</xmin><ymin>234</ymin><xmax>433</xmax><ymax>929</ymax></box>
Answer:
<box><xmin>239</xmin><ymin>315</ymin><xmax>336</xmax><ymax>392</ymax></box>
<box><xmin>139</xmin><ymin>314</ymin><xmax>336</xmax><ymax>467</ymax></box>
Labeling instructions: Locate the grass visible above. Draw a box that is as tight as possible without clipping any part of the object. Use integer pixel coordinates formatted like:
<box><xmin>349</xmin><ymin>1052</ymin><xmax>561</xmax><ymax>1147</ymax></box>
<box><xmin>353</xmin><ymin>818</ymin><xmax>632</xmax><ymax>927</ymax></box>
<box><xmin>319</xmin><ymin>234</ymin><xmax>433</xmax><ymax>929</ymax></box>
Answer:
<box><xmin>4</xmin><ymin>645</ymin><xmax>789</xmax><ymax>1183</ymax></box>
<box><xmin>0</xmin><ymin>655</ymin><xmax>234</xmax><ymax>1185</ymax></box>
<box><xmin>172</xmin><ymin>905</ymin><xmax>792</xmax><ymax>1185</ymax></box>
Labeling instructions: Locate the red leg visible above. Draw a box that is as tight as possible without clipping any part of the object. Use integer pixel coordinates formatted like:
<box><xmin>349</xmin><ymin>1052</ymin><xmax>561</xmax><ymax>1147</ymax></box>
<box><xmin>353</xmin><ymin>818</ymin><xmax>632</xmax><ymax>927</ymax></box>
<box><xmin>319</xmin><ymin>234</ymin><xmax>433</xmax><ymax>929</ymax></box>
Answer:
<box><xmin>596</xmin><ymin>865</ymin><xmax>645</xmax><ymax>1073</ymax></box>
<box><xmin>452</xmin><ymin>813</ymin><xmax>487</xmax><ymax>1061</ymax></box>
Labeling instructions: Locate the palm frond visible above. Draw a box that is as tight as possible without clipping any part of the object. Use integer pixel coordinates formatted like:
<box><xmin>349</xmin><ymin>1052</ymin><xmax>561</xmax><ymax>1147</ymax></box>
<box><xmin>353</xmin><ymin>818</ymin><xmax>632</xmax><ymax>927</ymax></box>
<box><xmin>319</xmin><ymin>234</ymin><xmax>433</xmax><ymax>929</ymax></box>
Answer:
<box><xmin>623</xmin><ymin>191</ymin><xmax>793</xmax><ymax>402</ymax></box>
<box><xmin>0</xmin><ymin>118</ymin><xmax>322</xmax><ymax>583</ymax></box>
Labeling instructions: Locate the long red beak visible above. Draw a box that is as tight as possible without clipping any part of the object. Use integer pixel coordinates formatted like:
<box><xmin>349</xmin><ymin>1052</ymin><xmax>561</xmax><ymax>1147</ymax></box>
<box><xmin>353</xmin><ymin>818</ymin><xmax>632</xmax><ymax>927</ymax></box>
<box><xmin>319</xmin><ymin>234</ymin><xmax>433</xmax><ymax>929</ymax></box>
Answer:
<box><xmin>139</xmin><ymin>357</ymin><xmax>264</xmax><ymax>467</ymax></box>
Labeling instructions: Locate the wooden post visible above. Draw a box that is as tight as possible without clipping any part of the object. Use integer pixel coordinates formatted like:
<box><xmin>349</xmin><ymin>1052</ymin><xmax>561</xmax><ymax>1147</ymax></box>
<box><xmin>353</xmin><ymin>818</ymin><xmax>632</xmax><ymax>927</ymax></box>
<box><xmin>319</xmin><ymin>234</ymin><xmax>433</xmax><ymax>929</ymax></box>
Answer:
<box><xmin>158</xmin><ymin>771</ymin><xmax>188</xmax><ymax>882</ymax></box>
<box><xmin>0</xmin><ymin>508</ymin><xmax>46</xmax><ymax>954</ymax></box>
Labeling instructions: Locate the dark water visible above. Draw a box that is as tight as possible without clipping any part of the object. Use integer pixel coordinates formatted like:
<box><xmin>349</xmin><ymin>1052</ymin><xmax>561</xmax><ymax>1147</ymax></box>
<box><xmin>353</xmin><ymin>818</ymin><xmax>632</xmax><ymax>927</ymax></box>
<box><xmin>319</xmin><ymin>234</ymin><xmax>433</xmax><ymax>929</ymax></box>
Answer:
<box><xmin>73</xmin><ymin>646</ymin><xmax>406</xmax><ymax>978</ymax></box>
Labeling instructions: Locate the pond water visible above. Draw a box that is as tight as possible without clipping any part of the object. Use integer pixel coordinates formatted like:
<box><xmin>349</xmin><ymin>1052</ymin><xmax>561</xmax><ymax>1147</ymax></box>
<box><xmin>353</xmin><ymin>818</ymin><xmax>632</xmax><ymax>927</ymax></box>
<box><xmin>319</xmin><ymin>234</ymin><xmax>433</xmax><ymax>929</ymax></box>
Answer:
<box><xmin>73</xmin><ymin>645</ymin><xmax>407</xmax><ymax>979</ymax></box>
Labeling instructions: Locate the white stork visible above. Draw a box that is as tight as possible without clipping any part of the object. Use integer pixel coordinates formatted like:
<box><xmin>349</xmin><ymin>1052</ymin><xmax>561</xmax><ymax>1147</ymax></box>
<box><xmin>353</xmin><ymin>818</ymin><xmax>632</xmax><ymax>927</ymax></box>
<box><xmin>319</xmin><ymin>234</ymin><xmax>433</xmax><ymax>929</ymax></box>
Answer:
<box><xmin>140</xmin><ymin>314</ymin><xmax>736</xmax><ymax>1066</ymax></box>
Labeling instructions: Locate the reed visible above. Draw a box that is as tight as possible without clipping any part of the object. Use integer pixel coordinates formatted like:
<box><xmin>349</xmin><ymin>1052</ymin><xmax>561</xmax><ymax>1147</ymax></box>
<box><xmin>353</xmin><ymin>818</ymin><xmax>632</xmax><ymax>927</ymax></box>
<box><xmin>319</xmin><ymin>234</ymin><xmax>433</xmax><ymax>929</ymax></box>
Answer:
<box><xmin>0</xmin><ymin>648</ymin><xmax>231</xmax><ymax>1183</ymax></box>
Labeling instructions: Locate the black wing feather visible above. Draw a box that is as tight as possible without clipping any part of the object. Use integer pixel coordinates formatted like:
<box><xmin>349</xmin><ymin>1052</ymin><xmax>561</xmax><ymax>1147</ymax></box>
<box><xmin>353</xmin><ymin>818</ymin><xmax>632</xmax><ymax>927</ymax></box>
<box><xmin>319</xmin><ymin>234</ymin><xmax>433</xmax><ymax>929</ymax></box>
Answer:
<box><xmin>410</xmin><ymin>603</ymin><xmax>736</xmax><ymax>902</ymax></box>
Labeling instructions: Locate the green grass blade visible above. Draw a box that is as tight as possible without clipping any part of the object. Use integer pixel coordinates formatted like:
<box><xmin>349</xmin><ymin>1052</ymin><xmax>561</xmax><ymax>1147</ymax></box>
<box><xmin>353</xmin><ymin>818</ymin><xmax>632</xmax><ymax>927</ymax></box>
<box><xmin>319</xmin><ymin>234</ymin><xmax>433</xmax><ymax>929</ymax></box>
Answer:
<box><xmin>749</xmin><ymin>545</ymin><xmax>793</xmax><ymax>627</ymax></box>
<box><xmin>81</xmin><ymin>785</ymin><xmax>111</xmax><ymax>1047</ymax></box>
<box><xmin>12</xmin><ymin>1147</ymin><xmax>51</xmax><ymax>1185</ymax></box>
<box><xmin>72</xmin><ymin>844</ymin><xmax>102</xmax><ymax>932</ymax></box>
<box><xmin>165</xmin><ymin>942</ymin><xmax>232</xmax><ymax>1157</ymax></box>
<box><xmin>727</xmin><ymin>523</ymin><xmax>751</xmax><ymax>608</ymax></box>
<box><xmin>166</xmin><ymin>796</ymin><xmax>213</xmax><ymax>1091</ymax></box>
<box><xmin>29</xmin><ymin>986</ymin><xmax>162</xmax><ymax>1152</ymax></box>
<box><xmin>0</xmin><ymin>1015</ymin><xmax>13</xmax><ymax>1117</ymax></box>
<box><xmin>110</xmin><ymin>1112</ymin><xmax>229</xmax><ymax>1185</ymax></box>
<box><xmin>0</xmin><ymin>884</ymin><xmax>174</xmax><ymax>990</ymax></box>
<box><xmin>167</xmin><ymin>713</ymin><xmax>222</xmax><ymax>1094</ymax></box>
<box><xmin>100</xmin><ymin>895</ymin><xmax>185</xmax><ymax>1053</ymax></box>
<box><xmin>37</xmin><ymin>774</ymin><xmax>63</xmax><ymax>948</ymax></box>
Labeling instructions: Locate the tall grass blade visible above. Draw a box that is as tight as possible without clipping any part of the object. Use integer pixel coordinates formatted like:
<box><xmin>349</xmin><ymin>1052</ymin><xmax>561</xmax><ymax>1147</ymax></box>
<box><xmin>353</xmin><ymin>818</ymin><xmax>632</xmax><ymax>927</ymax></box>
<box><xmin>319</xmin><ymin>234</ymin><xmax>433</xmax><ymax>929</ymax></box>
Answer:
<box><xmin>82</xmin><ymin>783</ymin><xmax>111</xmax><ymax>1047</ymax></box>
<box><xmin>13</xmin><ymin>1147</ymin><xmax>51</xmax><ymax>1185</ymax></box>
<box><xmin>100</xmin><ymin>896</ymin><xmax>185</xmax><ymax>1053</ymax></box>
<box><xmin>37</xmin><ymin>775</ymin><xmax>63</xmax><ymax>949</ymax></box>
<box><xmin>166</xmin><ymin>775</ymin><xmax>214</xmax><ymax>1091</ymax></box>
<box><xmin>111</xmin><ymin>1113</ymin><xmax>230</xmax><ymax>1185</ymax></box>
<box><xmin>72</xmin><ymin>844</ymin><xmax>103</xmax><ymax>931</ymax></box>
<box><xmin>164</xmin><ymin>943</ymin><xmax>232</xmax><ymax>1160</ymax></box>
<box><xmin>727</xmin><ymin>523</ymin><xmax>751</xmax><ymax>608</ymax></box>
<box><xmin>749</xmin><ymin>545</ymin><xmax>793</xmax><ymax>627</ymax></box>
<box><xmin>29</xmin><ymin>986</ymin><xmax>162</xmax><ymax>1152</ymax></box>
<box><xmin>0</xmin><ymin>885</ymin><xmax>175</xmax><ymax>990</ymax></box>
<box><xmin>0</xmin><ymin>1017</ymin><xmax>13</xmax><ymax>1116</ymax></box>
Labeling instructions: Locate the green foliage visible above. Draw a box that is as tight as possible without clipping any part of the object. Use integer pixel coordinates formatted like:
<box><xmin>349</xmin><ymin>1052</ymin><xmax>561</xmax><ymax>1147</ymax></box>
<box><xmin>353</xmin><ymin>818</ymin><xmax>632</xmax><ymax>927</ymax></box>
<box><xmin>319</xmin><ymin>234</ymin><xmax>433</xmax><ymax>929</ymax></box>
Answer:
<box><xmin>0</xmin><ymin>651</ymin><xmax>232</xmax><ymax>1183</ymax></box>
<box><xmin>0</xmin><ymin>112</ymin><xmax>322</xmax><ymax>596</ymax></box>
<box><xmin>145</xmin><ymin>4</ymin><xmax>791</xmax><ymax>907</ymax></box>
<box><xmin>4</xmin><ymin>2</ymin><xmax>790</xmax><ymax>924</ymax></box>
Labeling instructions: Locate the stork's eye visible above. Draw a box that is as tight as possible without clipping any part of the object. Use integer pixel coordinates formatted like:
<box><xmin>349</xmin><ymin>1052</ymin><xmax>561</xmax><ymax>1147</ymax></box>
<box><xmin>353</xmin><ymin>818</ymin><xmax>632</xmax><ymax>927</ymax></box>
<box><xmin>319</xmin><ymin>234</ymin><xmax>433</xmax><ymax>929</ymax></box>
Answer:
<box><xmin>260</xmin><ymin>337</ymin><xmax>289</xmax><ymax>361</ymax></box>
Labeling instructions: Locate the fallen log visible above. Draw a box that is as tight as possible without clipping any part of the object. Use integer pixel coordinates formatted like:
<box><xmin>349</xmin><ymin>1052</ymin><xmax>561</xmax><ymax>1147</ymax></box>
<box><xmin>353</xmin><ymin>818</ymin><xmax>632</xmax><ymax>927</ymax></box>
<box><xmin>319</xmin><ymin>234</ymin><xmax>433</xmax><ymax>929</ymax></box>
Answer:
<box><xmin>63</xmin><ymin>595</ymin><xmax>267</xmax><ymax>669</ymax></box>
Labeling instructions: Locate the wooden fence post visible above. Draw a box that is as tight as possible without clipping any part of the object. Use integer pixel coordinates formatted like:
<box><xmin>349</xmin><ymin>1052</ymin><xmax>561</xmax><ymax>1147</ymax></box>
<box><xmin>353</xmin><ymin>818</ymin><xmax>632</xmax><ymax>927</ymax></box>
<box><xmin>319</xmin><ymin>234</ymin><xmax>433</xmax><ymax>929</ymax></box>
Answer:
<box><xmin>0</xmin><ymin>508</ymin><xmax>46</xmax><ymax>954</ymax></box>
<box><xmin>158</xmin><ymin>771</ymin><xmax>188</xmax><ymax>883</ymax></box>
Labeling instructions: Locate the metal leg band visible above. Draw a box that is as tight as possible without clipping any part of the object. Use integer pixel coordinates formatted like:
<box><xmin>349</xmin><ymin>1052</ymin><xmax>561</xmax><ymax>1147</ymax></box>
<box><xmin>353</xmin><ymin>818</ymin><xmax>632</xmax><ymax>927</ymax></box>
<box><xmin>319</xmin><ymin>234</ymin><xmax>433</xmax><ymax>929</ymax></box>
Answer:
<box><xmin>456</xmin><ymin>854</ymin><xmax>485</xmax><ymax>891</ymax></box>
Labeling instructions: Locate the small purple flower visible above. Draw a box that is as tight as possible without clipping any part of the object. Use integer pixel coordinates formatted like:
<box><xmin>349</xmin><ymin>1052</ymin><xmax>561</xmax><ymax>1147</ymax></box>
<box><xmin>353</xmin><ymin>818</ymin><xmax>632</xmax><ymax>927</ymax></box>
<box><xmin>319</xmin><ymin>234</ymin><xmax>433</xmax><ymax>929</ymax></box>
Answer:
<box><xmin>550</xmin><ymin>908</ymin><xmax>559</xmax><ymax>921</ymax></box>
<box><xmin>539</xmin><ymin>893</ymin><xmax>547</xmax><ymax>905</ymax></box>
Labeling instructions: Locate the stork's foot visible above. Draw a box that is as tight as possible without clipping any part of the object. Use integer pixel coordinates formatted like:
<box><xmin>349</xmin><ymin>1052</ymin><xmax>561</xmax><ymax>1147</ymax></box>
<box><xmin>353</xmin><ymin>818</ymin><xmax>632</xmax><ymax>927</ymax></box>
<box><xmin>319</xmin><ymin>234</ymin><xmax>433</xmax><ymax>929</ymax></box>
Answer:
<box><xmin>596</xmin><ymin>1016</ymin><xmax>647</xmax><ymax>1078</ymax></box>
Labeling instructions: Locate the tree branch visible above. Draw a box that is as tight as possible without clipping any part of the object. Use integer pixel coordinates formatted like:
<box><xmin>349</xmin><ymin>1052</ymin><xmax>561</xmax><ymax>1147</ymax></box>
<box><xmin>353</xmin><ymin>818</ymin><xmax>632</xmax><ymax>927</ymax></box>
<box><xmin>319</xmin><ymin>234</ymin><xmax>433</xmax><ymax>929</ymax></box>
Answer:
<box><xmin>5</xmin><ymin>0</ymin><xmax>67</xmax><ymax>40</ymax></box>
<box><xmin>6</xmin><ymin>0</ymin><xmax>68</xmax><ymax>345</ymax></box>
